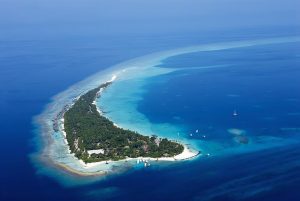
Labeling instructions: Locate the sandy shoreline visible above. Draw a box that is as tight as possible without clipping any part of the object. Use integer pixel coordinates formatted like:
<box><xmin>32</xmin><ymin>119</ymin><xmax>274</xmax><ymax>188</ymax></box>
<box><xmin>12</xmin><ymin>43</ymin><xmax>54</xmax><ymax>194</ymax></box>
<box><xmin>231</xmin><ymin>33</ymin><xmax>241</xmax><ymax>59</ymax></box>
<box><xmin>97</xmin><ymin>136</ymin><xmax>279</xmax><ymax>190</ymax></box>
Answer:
<box><xmin>78</xmin><ymin>144</ymin><xmax>200</xmax><ymax>170</ymax></box>
<box><xmin>55</xmin><ymin>75</ymin><xmax>199</xmax><ymax>175</ymax></box>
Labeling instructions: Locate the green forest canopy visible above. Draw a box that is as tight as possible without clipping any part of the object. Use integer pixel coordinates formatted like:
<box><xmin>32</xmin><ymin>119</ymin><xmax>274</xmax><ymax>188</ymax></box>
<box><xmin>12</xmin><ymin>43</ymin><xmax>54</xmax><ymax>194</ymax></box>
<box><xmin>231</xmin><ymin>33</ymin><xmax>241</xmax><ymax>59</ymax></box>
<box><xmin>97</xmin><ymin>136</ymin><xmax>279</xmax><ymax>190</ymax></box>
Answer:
<box><xmin>64</xmin><ymin>82</ymin><xmax>184</xmax><ymax>163</ymax></box>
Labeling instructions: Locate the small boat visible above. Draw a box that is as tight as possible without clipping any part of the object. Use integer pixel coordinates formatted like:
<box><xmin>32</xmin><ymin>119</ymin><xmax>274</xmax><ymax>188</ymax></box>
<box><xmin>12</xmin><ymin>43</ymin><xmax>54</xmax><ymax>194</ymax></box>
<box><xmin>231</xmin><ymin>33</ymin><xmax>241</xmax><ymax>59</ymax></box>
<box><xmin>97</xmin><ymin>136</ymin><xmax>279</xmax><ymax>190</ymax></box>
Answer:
<box><xmin>196</xmin><ymin>129</ymin><xmax>199</xmax><ymax>133</ymax></box>
<box><xmin>233</xmin><ymin>109</ymin><xmax>238</xmax><ymax>117</ymax></box>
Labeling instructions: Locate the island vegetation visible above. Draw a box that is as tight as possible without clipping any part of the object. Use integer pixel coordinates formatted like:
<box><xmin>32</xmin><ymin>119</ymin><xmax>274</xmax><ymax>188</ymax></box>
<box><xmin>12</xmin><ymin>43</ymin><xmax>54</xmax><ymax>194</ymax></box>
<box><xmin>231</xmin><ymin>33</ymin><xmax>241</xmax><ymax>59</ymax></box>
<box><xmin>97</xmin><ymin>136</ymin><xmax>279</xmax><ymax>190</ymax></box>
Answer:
<box><xmin>63</xmin><ymin>82</ymin><xmax>184</xmax><ymax>163</ymax></box>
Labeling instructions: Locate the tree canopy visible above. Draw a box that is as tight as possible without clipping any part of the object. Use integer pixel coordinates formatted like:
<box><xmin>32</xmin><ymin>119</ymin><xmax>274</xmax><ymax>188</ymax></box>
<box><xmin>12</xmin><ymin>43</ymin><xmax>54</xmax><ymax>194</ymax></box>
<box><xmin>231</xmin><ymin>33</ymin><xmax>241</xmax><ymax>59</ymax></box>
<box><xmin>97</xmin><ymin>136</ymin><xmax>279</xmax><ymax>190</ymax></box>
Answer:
<box><xmin>64</xmin><ymin>82</ymin><xmax>184</xmax><ymax>163</ymax></box>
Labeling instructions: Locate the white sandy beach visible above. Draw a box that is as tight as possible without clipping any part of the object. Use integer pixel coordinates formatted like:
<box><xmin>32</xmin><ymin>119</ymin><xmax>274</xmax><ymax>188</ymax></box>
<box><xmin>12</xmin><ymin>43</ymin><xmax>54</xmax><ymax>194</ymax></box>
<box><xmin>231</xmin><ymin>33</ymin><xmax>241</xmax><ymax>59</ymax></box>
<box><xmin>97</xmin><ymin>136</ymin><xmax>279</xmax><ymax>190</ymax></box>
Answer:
<box><xmin>79</xmin><ymin>144</ymin><xmax>199</xmax><ymax>169</ymax></box>
<box><xmin>57</xmin><ymin>74</ymin><xmax>199</xmax><ymax>172</ymax></box>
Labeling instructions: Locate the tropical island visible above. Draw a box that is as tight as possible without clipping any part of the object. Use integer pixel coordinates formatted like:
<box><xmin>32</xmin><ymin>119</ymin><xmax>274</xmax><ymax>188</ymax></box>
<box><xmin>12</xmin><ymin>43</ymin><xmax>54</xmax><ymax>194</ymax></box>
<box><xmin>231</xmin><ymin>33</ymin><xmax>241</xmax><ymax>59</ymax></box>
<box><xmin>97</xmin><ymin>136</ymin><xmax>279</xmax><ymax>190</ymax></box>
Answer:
<box><xmin>63</xmin><ymin>81</ymin><xmax>185</xmax><ymax>163</ymax></box>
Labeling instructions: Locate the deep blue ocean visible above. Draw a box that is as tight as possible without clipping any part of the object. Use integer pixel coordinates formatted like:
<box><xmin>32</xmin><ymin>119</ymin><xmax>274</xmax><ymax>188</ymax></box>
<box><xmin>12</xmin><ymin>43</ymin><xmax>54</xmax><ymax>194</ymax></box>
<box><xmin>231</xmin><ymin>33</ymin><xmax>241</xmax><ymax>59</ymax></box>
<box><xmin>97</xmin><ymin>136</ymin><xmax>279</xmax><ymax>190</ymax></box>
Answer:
<box><xmin>141</xmin><ymin>42</ymin><xmax>300</xmax><ymax>144</ymax></box>
<box><xmin>1</xmin><ymin>0</ymin><xmax>300</xmax><ymax>197</ymax></box>
<box><xmin>1</xmin><ymin>30</ymin><xmax>300</xmax><ymax>201</ymax></box>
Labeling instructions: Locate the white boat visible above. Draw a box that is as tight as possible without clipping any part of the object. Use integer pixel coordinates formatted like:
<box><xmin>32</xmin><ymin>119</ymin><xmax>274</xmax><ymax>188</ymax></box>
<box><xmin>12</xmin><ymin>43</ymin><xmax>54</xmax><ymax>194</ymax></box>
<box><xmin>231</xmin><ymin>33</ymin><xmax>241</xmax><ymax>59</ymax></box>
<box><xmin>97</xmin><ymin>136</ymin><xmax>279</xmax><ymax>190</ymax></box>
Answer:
<box><xmin>233</xmin><ymin>110</ymin><xmax>238</xmax><ymax>116</ymax></box>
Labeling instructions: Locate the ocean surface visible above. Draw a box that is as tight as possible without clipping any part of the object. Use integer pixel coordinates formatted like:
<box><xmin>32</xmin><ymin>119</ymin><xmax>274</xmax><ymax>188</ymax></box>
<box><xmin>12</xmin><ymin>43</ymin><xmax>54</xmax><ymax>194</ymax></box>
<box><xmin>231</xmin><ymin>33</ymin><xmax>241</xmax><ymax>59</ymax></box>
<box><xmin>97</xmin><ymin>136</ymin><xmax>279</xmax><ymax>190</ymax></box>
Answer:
<box><xmin>1</xmin><ymin>30</ymin><xmax>300</xmax><ymax>201</ymax></box>
<box><xmin>97</xmin><ymin>38</ymin><xmax>300</xmax><ymax>201</ymax></box>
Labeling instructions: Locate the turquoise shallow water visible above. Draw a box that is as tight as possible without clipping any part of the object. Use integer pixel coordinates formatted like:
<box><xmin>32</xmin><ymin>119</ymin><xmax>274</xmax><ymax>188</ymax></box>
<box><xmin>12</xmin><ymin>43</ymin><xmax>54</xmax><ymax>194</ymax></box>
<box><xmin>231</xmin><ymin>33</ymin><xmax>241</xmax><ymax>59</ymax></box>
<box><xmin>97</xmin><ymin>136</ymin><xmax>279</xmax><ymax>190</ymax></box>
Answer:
<box><xmin>98</xmin><ymin>40</ymin><xmax>300</xmax><ymax>156</ymax></box>
<box><xmin>91</xmin><ymin>39</ymin><xmax>300</xmax><ymax>201</ymax></box>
